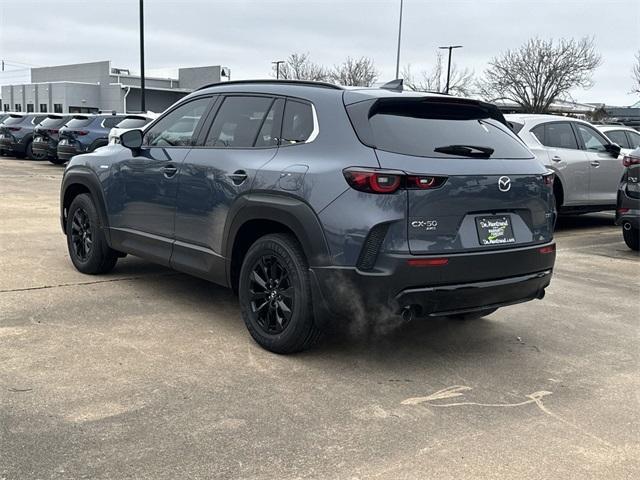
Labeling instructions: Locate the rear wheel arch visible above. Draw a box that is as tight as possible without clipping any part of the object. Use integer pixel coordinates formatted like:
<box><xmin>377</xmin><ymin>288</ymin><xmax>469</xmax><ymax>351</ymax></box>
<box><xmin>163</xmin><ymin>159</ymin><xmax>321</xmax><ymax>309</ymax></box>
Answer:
<box><xmin>553</xmin><ymin>176</ymin><xmax>565</xmax><ymax>210</ymax></box>
<box><xmin>223</xmin><ymin>194</ymin><xmax>331</xmax><ymax>292</ymax></box>
<box><xmin>89</xmin><ymin>138</ymin><xmax>109</xmax><ymax>152</ymax></box>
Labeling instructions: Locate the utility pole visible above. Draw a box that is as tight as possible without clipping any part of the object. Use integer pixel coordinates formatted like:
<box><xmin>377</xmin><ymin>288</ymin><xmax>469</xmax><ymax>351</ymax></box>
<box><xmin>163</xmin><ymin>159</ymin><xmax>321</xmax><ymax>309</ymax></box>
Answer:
<box><xmin>395</xmin><ymin>0</ymin><xmax>403</xmax><ymax>79</ymax></box>
<box><xmin>438</xmin><ymin>45</ymin><xmax>462</xmax><ymax>94</ymax></box>
<box><xmin>139</xmin><ymin>0</ymin><xmax>146</xmax><ymax>112</ymax></box>
<box><xmin>272</xmin><ymin>60</ymin><xmax>285</xmax><ymax>79</ymax></box>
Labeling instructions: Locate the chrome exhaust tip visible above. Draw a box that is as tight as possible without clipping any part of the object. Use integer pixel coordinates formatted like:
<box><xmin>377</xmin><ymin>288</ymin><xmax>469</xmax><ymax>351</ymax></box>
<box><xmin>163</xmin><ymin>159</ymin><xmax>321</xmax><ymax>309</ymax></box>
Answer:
<box><xmin>537</xmin><ymin>289</ymin><xmax>546</xmax><ymax>300</ymax></box>
<box><xmin>401</xmin><ymin>306</ymin><xmax>415</xmax><ymax>322</ymax></box>
<box><xmin>623</xmin><ymin>222</ymin><xmax>632</xmax><ymax>231</ymax></box>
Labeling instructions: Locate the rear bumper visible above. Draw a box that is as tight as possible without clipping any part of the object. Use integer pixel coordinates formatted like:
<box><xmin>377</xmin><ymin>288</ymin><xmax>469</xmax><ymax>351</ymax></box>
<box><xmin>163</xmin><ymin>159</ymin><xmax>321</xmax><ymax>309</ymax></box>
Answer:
<box><xmin>32</xmin><ymin>141</ymin><xmax>57</xmax><ymax>158</ymax></box>
<box><xmin>0</xmin><ymin>138</ymin><xmax>25</xmax><ymax>154</ymax></box>
<box><xmin>309</xmin><ymin>242</ymin><xmax>556</xmax><ymax>323</ymax></box>
<box><xmin>57</xmin><ymin>144</ymin><xmax>80</xmax><ymax>161</ymax></box>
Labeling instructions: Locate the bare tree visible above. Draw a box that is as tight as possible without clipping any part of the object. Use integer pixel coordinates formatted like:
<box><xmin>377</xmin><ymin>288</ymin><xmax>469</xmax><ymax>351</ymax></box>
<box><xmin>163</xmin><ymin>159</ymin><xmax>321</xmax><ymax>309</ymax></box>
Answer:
<box><xmin>478</xmin><ymin>37</ymin><xmax>601</xmax><ymax>113</ymax></box>
<box><xmin>633</xmin><ymin>51</ymin><xmax>640</xmax><ymax>94</ymax></box>
<box><xmin>329</xmin><ymin>56</ymin><xmax>379</xmax><ymax>86</ymax></box>
<box><xmin>273</xmin><ymin>53</ymin><xmax>328</xmax><ymax>81</ymax></box>
<box><xmin>402</xmin><ymin>52</ymin><xmax>473</xmax><ymax>96</ymax></box>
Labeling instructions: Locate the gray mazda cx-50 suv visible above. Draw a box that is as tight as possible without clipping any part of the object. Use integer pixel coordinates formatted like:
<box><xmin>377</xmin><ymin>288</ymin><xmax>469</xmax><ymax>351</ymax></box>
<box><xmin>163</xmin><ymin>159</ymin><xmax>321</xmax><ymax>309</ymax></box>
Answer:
<box><xmin>60</xmin><ymin>80</ymin><xmax>556</xmax><ymax>353</ymax></box>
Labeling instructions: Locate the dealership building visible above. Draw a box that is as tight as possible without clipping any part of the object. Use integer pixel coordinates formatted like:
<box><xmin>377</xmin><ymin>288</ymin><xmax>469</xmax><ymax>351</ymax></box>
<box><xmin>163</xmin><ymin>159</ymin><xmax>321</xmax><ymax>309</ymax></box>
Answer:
<box><xmin>1</xmin><ymin>60</ymin><xmax>228</xmax><ymax>114</ymax></box>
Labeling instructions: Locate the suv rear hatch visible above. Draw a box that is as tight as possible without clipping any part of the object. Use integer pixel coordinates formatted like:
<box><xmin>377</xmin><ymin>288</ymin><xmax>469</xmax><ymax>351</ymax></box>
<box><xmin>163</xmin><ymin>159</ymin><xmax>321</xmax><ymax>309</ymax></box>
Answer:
<box><xmin>345</xmin><ymin>94</ymin><xmax>554</xmax><ymax>255</ymax></box>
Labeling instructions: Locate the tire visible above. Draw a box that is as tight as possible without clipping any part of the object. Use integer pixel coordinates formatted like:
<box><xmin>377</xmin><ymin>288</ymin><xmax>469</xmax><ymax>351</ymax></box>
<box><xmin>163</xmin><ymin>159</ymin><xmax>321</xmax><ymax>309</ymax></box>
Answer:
<box><xmin>449</xmin><ymin>308</ymin><xmax>497</xmax><ymax>321</ymax></box>
<box><xmin>49</xmin><ymin>157</ymin><xmax>66</xmax><ymax>165</ymax></box>
<box><xmin>622</xmin><ymin>225</ymin><xmax>639</xmax><ymax>251</ymax></box>
<box><xmin>26</xmin><ymin>141</ymin><xmax>46</xmax><ymax>160</ymax></box>
<box><xmin>66</xmin><ymin>193</ymin><xmax>118</xmax><ymax>274</ymax></box>
<box><xmin>238</xmin><ymin>233</ymin><xmax>321</xmax><ymax>354</ymax></box>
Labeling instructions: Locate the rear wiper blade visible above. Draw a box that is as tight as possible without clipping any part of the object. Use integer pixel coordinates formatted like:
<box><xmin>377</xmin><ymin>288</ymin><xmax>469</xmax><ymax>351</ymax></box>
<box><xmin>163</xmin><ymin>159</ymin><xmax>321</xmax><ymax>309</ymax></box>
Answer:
<box><xmin>433</xmin><ymin>144</ymin><xmax>495</xmax><ymax>158</ymax></box>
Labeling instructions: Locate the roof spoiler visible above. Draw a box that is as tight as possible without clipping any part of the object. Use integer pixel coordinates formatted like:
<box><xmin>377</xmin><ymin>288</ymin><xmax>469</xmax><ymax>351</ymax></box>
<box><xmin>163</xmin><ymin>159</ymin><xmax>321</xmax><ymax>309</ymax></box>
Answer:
<box><xmin>380</xmin><ymin>79</ymin><xmax>403</xmax><ymax>92</ymax></box>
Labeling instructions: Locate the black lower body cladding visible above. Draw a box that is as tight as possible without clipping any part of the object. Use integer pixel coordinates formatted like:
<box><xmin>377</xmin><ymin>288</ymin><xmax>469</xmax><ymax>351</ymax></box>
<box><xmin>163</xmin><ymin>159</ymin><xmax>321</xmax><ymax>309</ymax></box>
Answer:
<box><xmin>57</xmin><ymin>144</ymin><xmax>79</xmax><ymax>161</ymax></box>
<box><xmin>309</xmin><ymin>242</ymin><xmax>556</xmax><ymax>322</ymax></box>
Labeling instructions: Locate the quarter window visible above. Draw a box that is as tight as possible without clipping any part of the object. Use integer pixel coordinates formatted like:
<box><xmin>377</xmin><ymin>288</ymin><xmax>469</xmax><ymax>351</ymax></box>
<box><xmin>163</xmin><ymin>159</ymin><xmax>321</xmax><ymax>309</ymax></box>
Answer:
<box><xmin>205</xmin><ymin>96</ymin><xmax>275</xmax><ymax>148</ymax></box>
<box><xmin>541</xmin><ymin>123</ymin><xmax>578</xmax><ymax>150</ymax></box>
<box><xmin>145</xmin><ymin>97</ymin><xmax>211</xmax><ymax>147</ymax></box>
<box><xmin>281</xmin><ymin>100</ymin><xmax>314</xmax><ymax>144</ymax></box>
<box><xmin>575</xmin><ymin>124</ymin><xmax>608</xmax><ymax>152</ymax></box>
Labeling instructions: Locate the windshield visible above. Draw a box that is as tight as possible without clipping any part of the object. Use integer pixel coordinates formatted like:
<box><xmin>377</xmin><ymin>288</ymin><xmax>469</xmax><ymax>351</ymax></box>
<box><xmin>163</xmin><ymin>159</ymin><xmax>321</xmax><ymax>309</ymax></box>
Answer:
<box><xmin>116</xmin><ymin>117</ymin><xmax>152</xmax><ymax>129</ymax></box>
<box><xmin>66</xmin><ymin>117</ymin><xmax>94</xmax><ymax>128</ymax></box>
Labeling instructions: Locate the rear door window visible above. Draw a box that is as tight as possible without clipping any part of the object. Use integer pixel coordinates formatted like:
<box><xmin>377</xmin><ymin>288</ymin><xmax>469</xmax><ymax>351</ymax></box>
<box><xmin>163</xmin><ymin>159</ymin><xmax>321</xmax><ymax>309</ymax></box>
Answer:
<box><xmin>352</xmin><ymin>99</ymin><xmax>531</xmax><ymax>159</ymax></box>
<box><xmin>542</xmin><ymin>122</ymin><xmax>578</xmax><ymax>150</ymax></box>
<box><xmin>204</xmin><ymin>96</ymin><xmax>275</xmax><ymax>148</ymax></box>
<box><xmin>604</xmin><ymin>130</ymin><xmax>630</xmax><ymax>148</ymax></box>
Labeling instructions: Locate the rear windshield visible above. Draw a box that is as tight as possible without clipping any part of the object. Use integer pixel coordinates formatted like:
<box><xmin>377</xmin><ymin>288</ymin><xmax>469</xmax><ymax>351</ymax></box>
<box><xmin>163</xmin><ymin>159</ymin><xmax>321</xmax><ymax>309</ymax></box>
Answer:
<box><xmin>348</xmin><ymin>98</ymin><xmax>532</xmax><ymax>159</ymax></box>
<box><xmin>115</xmin><ymin>117</ymin><xmax>151</xmax><ymax>129</ymax></box>
<box><xmin>3</xmin><ymin>115</ymin><xmax>27</xmax><ymax>126</ymax></box>
<box><xmin>66</xmin><ymin>116</ymin><xmax>94</xmax><ymax>128</ymax></box>
<box><xmin>39</xmin><ymin>116</ymin><xmax>67</xmax><ymax>128</ymax></box>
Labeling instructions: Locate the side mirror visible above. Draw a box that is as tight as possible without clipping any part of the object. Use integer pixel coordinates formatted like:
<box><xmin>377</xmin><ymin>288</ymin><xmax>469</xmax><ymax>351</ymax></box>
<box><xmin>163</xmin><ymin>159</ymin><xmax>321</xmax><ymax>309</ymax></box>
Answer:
<box><xmin>605</xmin><ymin>143</ymin><xmax>621</xmax><ymax>157</ymax></box>
<box><xmin>120</xmin><ymin>129</ymin><xmax>143</xmax><ymax>151</ymax></box>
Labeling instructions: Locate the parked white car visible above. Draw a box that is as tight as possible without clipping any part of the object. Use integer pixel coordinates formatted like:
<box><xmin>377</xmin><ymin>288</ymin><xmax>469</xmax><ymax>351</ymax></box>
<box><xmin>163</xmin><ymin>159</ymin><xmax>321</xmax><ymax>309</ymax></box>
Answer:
<box><xmin>108</xmin><ymin>113</ymin><xmax>157</xmax><ymax>144</ymax></box>
<box><xmin>595</xmin><ymin>124</ymin><xmax>640</xmax><ymax>155</ymax></box>
<box><xmin>506</xmin><ymin>114</ymin><xmax>623</xmax><ymax>213</ymax></box>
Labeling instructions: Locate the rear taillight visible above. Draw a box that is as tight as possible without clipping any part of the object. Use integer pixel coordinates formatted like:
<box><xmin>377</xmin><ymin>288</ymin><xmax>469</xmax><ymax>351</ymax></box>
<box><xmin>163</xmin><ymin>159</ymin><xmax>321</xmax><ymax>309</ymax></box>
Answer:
<box><xmin>622</xmin><ymin>155</ymin><xmax>640</xmax><ymax>167</ymax></box>
<box><xmin>8</xmin><ymin>126</ymin><xmax>21</xmax><ymax>131</ymax></box>
<box><xmin>618</xmin><ymin>208</ymin><xmax>630</xmax><ymax>215</ymax></box>
<box><xmin>543</xmin><ymin>172</ymin><xmax>554</xmax><ymax>187</ymax></box>
<box><xmin>72</xmin><ymin>130</ymin><xmax>89</xmax><ymax>136</ymax></box>
<box><xmin>538</xmin><ymin>245</ymin><xmax>555</xmax><ymax>254</ymax></box>
<box><xmin>343</xmin><ymin>168</ymin><xmax>447</xmax><ymax>194</ymax></box>
<box><xmin>47</xmin><ymin>129</ymin><xmax>59</xmax><ymax>134</ymax></box>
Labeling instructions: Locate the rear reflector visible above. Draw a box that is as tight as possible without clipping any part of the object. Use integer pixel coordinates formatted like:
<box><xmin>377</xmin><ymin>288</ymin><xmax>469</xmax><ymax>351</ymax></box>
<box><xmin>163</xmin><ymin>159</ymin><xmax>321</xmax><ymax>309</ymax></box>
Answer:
<box><xmin>407</xmin><ymin>257</ymin><xmax>449</xmax><ymax>267</ymax></box>
<box><xmin>538</xmin><ymin>245</ymin><xmax>555</xmax><ymax>254</ymax></box>
<box><xmin>618</xmin><ymin>208</ymin><xmax>630</xmax><ymax>214</ymax></box>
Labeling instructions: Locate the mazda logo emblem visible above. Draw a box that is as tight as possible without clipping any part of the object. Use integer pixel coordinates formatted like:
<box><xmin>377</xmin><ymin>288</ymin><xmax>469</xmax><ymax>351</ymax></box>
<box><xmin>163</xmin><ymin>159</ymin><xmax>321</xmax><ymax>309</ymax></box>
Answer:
<box><xmin>498</xmin><ymin>176</ymin><xmax>511</xmax><ymax>192</ymax></box>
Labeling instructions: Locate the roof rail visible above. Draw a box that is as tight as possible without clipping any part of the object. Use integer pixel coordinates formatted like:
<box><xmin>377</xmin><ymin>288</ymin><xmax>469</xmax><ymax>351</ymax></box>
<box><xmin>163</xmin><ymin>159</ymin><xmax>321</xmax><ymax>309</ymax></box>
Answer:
<box><xmin>197</xmin><ymin>79</ymin><xmax>344</xmax><ymax>91</ymax></box>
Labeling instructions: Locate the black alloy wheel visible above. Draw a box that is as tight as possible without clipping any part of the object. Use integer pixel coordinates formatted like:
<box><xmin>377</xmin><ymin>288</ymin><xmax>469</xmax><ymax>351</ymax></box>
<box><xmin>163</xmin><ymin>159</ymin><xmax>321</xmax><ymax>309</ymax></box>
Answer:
<box><xmin>238</xmin><ymin>233</ymin><xmax>321</xmax><ymax>353</ymax></box>
<box><xmin>248</xmin><ymin>254</ymin><xmax>294</xmax><ymax>334</ymax></box>
<box><xmin>70</xmin><ymin>208</ymin><xmax>93</xmax><ymax>261</ymax></box>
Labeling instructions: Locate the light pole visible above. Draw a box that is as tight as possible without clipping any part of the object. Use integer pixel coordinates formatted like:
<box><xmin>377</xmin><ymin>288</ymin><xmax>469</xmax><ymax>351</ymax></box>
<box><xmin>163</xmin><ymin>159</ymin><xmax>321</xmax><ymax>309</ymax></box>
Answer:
<box><xmin>438</xmin><ymin>45</ymin><xmax>462</xmax><ymax>94</ymax></box>
<box><xmin>139</xmin><ymin>0</ymin><xmax>146</xmax><ymax>112</ymax></box>
<box><xmin>395</xmin><ymin>0</ymin><xmax>404</xmax><ymax>79</ymax></box>
<box><xmin>272</xmin><ymin>60</ymin><xmax>285</xmax><ymax>79</ymax></box>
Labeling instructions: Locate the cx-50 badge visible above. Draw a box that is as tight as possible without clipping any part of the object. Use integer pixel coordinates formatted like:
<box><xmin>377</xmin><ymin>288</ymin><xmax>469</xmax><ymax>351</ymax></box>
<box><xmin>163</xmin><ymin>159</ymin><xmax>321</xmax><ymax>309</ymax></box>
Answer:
<box><xmin>498</xmin><ymin>176</ymin><xmax>512</xmax><ymax>192</ymax></box>
<box><xmin>411</xmin><ymin>220</ymin><xmax>438</xmax><ymax>230</ymax></box>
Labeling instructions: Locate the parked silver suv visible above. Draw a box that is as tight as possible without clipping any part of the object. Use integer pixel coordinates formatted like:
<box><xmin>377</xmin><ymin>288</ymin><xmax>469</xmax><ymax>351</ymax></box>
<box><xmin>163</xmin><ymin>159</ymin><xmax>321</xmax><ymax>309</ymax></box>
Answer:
<box><xmin>507</xmin><ymin>114</ymin><xmax>622</xmax><ymax>213</ymax></box>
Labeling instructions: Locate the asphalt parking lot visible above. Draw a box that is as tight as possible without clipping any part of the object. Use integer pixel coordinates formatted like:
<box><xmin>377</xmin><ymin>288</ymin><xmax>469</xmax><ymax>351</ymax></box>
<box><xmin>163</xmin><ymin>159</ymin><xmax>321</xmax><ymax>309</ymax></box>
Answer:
<box><xmin>1</xmin><ymin>157</ymin><xmax>638</xmax><ymax>480</ymax></box>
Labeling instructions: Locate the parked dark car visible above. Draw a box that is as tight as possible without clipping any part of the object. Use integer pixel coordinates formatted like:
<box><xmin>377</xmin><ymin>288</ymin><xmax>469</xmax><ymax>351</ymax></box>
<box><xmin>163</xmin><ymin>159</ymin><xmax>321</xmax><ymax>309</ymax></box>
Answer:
<box><xmin>60</xmin><ymin>80</ymin><xmax>557</xmax><ymax>353</ymax></box>
<box><xmin>57</xmin><ymin>113</ymin><xmax>127</xmax><ymax>162</ymax></box>
<box><xmin>616</xmin><ymin>147</ymin><xmax>640</xmax><ymax>251</ymax></box>
<box><xmin>0</xmin><ymin>113</ymin><xmax>49</xmax><ymax>159</ymax></box>
<box><xmin>32</xmin><ymin>115</ymin><xmax>72</xmax><ymax>164</ymax></box>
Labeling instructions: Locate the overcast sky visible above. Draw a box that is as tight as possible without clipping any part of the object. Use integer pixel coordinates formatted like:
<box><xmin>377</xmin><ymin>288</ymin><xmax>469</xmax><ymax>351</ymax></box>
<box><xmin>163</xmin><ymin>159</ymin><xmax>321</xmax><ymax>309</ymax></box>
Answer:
<box><xmin>1</xmin><ymin>0</ymin><xmax>638</xmax><ymax>105</ymax></box>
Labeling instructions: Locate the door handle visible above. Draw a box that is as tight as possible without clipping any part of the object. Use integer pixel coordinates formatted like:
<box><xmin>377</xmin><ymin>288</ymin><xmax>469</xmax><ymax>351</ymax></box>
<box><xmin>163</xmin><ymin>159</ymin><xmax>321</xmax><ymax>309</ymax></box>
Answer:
<box><xmin>227</xmin><ymin>170</ymin><xmax>248</xmax><ymax>185</ymax></box>
<box><xmin>161</xmin><ymin>164</ymin><xmax>178</xmax><ymax>178</ymax></box>
<box><xmin>551</xmin><ymin>155</ymin><xmax>562</xmax><ymax>162</ymax></box>
<box><xmin>590</xmin><ymin>160</ymin><xmax>600</xmax><ymax>167</ymax></box>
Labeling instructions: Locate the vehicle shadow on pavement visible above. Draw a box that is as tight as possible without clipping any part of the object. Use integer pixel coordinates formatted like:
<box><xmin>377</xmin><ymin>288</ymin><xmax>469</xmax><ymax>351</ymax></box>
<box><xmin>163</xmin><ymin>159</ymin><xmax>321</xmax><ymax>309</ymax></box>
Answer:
<box><xmin>555</xmin><ymin>213</ymin><xmax>615</xmax><ymax>231</ymax></box>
